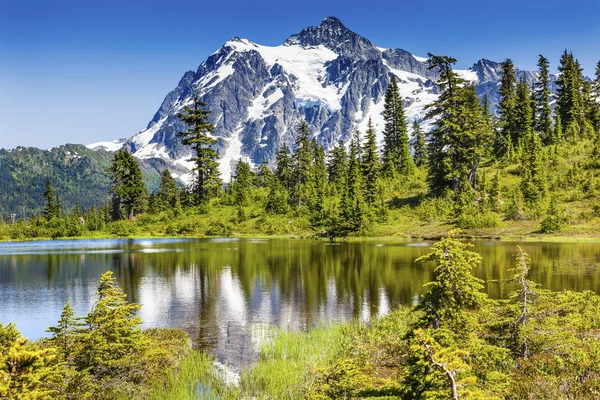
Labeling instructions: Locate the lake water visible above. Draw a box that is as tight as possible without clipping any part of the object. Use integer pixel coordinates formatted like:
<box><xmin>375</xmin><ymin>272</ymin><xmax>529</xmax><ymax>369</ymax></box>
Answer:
<box><xmin>1</xmin><ymin>238</ymin><xmax>600</xmax><ymax>369</ymax></box>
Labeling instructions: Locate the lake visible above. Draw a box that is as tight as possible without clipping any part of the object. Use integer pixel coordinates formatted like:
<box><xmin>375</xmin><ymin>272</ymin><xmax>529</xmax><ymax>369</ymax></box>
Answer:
<box><xmin>1</xmin><ymin>238</ymin><xmax>600</xmax><ymax>369</ymax></box>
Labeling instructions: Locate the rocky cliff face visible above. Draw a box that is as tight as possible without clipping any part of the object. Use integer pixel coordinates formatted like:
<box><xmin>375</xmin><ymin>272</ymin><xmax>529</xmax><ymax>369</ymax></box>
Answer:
<box><xmin>93</xmin><ymin>17</ymin><xmax>557</xmax><ymax>182</ymax></box>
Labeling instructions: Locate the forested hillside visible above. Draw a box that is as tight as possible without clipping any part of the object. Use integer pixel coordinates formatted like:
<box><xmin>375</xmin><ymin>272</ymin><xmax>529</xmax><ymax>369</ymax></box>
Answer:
<box><xmin>0</xmin><ymin>145</ymin><xmax>161</xmax><ymax>219</ymax></box>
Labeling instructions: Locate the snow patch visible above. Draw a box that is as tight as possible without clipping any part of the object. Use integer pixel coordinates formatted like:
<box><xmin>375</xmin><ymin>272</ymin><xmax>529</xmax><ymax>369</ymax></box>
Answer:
<box><xmin>86</xmin><ymin>139</ymin><xmax>126</xmax><ymax>152</ymax></box>
<box><xmin>412</xmin><ymin>54</ymin><xmax>428</xmax><ymax>63</ymax></box>
<box><xmin>456</xmin><ymin>69</ymin><xmax>479</xmax><ymax>83</ymax></box>
<box><xmin>247</xmin><ymin>86</ymin><xmax>284</xmax><ymax>120</ymax></box>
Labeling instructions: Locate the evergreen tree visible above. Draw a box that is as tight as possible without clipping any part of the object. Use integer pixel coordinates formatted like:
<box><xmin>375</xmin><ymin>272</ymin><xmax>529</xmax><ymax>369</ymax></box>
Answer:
<box><xmin>46</xmin><ymin>301</ymin><xmax>83</xmax><ymax>358</ymax></box>
<box><xmin>155</xmin><ymin>170</ymin><xmax>180</xmax><ymax>212</ymax></box>
<box><xmin>231</xmin><ymin>159</ymin><xmax>253</xmax><ymax>206</ymax></box>
<box><xmin>520</xmin><ymin>130</ymin><xmax>545</xmax><ymax>205</ymax></box>
<box><xmin>75</xmin><ymin>271</ymin><xmax>146</xmax><ymax>377</ymax></box>
<box><xmin>415</xmin><ymin>231</ymin><xmax>485</xmax><ymax>332</ymax></box>
<box><xmin>361</xmin><ymin>119</ymin><xmax>381</xmax><ymax>206</ymax></box>
<box><xmin>0</xmin><ymin>323</ymin><xmax>59</xmax><ymax>399</ymax></box>
<box><xmin>514</xmin><ymin>77</ymin><xmax>535</xmax><ymax>146</ymax></box>
<box><xmin>497</xmin><ymin>59</ymin><xmax>518</xmax><ymax>155</ymax></box>
<box><xmin>425</xmin><ymin>54</ymin><xmax>491</xmax><ymax>194</ymax></box>
<box><xmin>382</xmin><ymin>75</ymin><xmax>411</xmax><ymax>175</ymax></box>
<box><xmin>177</xmin><ymin>97</ymin><xmax>221</xmax><ymax>204</ymax></box>
<box><xmin>535</xmin><ymin>55</ymin><xmax>553</xmax><ymax>144</ymax></box>
<box><xmin>327</xmin><ymin>140</ymin><xmax>348</xmax><ymax>196</ymax></box>
<box><xmin>256</xmin><ymin>161</ymin><xmax>274</xmax><ymax>188</ymax></box>
<box><xmin>42</xmin><ymin>178</ymin><xmax>59</xmax><ymax>220</ymax></box>
<box><xmin>293</xmin><ymin>120</ymin><xmax>313</xmax><ymax>208</ymax></box>
<box><xmin>108</xmin><ymin>149</ymin><xmax>148</xmax><ymax>219</ymax></box>
<box><xmin>591</xmin><ymin>60</ymin><xmax>600</xmax><ymax>133</ymax></box>
<box><xmin>412</xmin><ymin>120</ymin><xmax>428</xmax><ymax>167</ymax></box>
<box><xmin>556</xmin><ymin>51</ymin><xmax>590</xmax><ymax>140</ymax></box>
<box><xmin>275</xmin><ymin>143</ymin><xmax>294</xmax><ymax>194</ymax></box>
<box><xmin>341</xmin><ymin>130</ymin><xmax>365</xmax><ymax>233</ymax></box>
<box><xmin>308</xmin><ymin>140</ymin><xmax>328</xmax><ymax>223</ymax></box>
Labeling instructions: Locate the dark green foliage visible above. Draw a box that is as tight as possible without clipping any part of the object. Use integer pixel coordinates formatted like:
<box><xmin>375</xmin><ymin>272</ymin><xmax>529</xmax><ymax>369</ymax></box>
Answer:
<box><xmin>308</xmin><ymin>140</ymin><xmax>328</xmax><ymax>224</ymax></box>
<box><xmin>109</xmin><ymin>149</ymin><xmax>149</xmax><ymax>219</ymax></box>
<box><xmin>425</xmin><ymin>54</ymin><xmax>491</xmax><ymax>194</ymax></box>
<box><xmin>151</xmin><ymin>170</ymin><xmax>180</xmax><ymax>213</ymax></box>
<box><xmin>536</xmin><ymin>55</ymin><xmax>553</xmax><ymax>144</ymax></box>
<box><xmin>231</xmin><ymin>159</ymin><xmax>254</xmax><ymax>206</ymax></box>
<box><xmin>293</xmin><ymin>120</ymin><xmax>313</xmax><ymax>208</ymax></box>
<box><xmin>497</xmin><ymin>59</ymin><xmax>517</xmax><ymax>155</ymax></box>
<box><xmin>177</xmin><ymin>97</ymin><xmax>221</xmax><ymax>204</ymax></box>
<box><xmin>361</xmin><ymin>119</ymin><xmax>381</xmax><ymax>206</ymax></box>
<box><xmin>275</xmin><ymin>143</ymin><xmax>294</xmax><ymax>193</ymax></box>
<box><xmin>540</xmin><ymin>196</ymin><xmax>564</xmax><ymax>233</ymax></box>
<box><xmin>382</xmin><ymin>76</ymin><xmax>412</xmax><ymax>176</ymax></box>
<box><xmin>43</xmin><ymin>178</ymin><xmax>60</xmax><ymax>220</ymax></box>
<box><xmin>327</xmin><ymin>140</ymin><xmax>348</xmax><ymax>196</ymax></box>
<box><xmin>411</xmin><ymin>121</ymin><xmax>428</xmax><ymax>167</ymax></box>
<box><xmin>514</xmin><ymin>77</ymin><xmax>534</xmax><ymax>146</ymax></box>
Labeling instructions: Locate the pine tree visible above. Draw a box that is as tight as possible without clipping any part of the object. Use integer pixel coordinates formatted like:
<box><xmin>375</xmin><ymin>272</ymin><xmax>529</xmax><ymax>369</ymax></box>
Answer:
<box><xmin>0</xmin><ymin>323</ymin><xmax>59</xmax><ymax>399</ymax></box>
<box><xmin>177</xmin><ymin>97</ymin><xmax>221</xmax><ymax>204</ymax></box>
<box><xmin>75</xmin><ymin>271</ymin><xmax>146</xmax><ymax>377</ymax></box>
<box><xmin>293</xmin><ymin>120</ymin><xmax>313</xmax><ymax>208</ymax></box>
<box><xmin>536</xmin><ymin>55</ymin><xmax>553</xmax><ymax>144</ymax></box>
<box><xmin>591</xmin><ymin>60</ymin><xmax>600</xmax><ymax>133</ymax></box>
<box><xmin>155</xmin><ymin>170</ymin><xmax>180</xmax><ymax>212</ymax></box>
<box><xmin>412</xmin><ymin>120</ymin><xmax>428</xmax><ymax>167</ymax></box>
<box><xmin>231</xmin><ymin>159</ymin><xmax>253</xmax><ymax>206</ymax></box>
<box><xmin>520</xmin><ymin>130</ymin><xmax>545</xmax><ymax>205</ymax></box>
<box><xmin>514</xmin><ymin>77</ymin><xmax>535</xmax><ymax>146</ymax></box>
<box><xmin>43</xmin><ymin>178</ymin><xmax>58</xmax><ymax>220</ymax></box>
<box><xmin>327</xmin><ymin>140</ymin><xmax>348</xmax><ymax>196</ymax></box>
<box><xmin>256</xmin><ymin>161</ymin><xmax>274</xmax><ymax>188</ymax></box>
<box><xmin>425</xmin><ymin>54</ymin><xmax>491</xmax><ymax>194</ymax></box>
<box><xmin>308</xmin><ymin>140</ymin><xmax>328</xmax><ymax>223</ymax></box>
<box><xmin>556</xmin><ymin>51</ymin><xmax>591</xmax><ymax>140</ymax></box>
<box><xmin>497</xmin><ymin>59</ymin><xmax>518</xmax><ymax>155</ymax></box>
<box><xmin>341</xmin><ymin>130</ymin><xmax>365</xmax><ymax>233</ymax></box>
<box><xmin>415</xmin><ymin>231</ymin><xmax>485</xmax><ymax>332</ymax></box>
<box><xmin>382</xmin><ymin>75</ymin><xmax>411</xmax><ymax>175</ymax></box>
<box><xmin>108</xmin><ymin>149</ymin><xmax>148</xmax><ymax>219</ymax></box>
<box><xmin>46</xmin><ymin>301</ymin><xmax>83</xmax><ymax>358</ymax></box>
<box><xmin>275</xmin><ymin>143</ymin><xmax>294</xmax><ymax>194</ymax></box>
<box><xmin>361</xmin><ymin>119</ymin><xmax>381</xmax><ymax>206</ymax></box>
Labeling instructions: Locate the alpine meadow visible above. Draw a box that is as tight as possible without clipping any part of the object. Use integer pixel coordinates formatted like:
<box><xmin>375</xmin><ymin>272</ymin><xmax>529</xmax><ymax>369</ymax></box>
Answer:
<box><xmin>2</xmin><ymin>12</ymin><xmax>600</xmax><ymax>400</ymax></box>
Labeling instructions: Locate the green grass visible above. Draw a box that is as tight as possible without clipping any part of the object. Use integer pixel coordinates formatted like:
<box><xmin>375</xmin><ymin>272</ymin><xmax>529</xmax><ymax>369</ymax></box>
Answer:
<box><xmin>152</xmin><ymin>324</ymin><xmax>346</xmax><ymax>399</ymax></box>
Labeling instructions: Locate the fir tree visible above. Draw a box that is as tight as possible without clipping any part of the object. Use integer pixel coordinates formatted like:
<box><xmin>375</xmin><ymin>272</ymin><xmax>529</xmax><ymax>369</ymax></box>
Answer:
<box><xmin>275</xmin><ymin>143</ymin><xmax>294</xmax><ymax>194</ymax></box>
<box><xmin>591</xmin><ymin>60</ymin><xmax>600</xmax><ymax>133</ymax></box>
<box><xmin>256</xmin><ymin>161</ymin><xmax>274</xmax><ymax>188</ymax></box>
<box><xmin>75</xmin><ymin>271</ymin><xmax>146</xmax><ymax>377</ymax></box>
<box><xmin>497</xmin><ymin>59</ymin><xmax>518</xmax><ymax>155</ymax></box>
<box><xmin>382</xmin><ymin>75</ymin><xmax>411</xmax><ymax>175</ymax></box>
<box><xmin>412</xmin><ymin>120</ymin><xmax>428</xmax><ymax>167</ymax></box>
<box><xmin>341</xmin><ymin>130</ymin><xmax>365</xmax><ymax>233</ymax></box>
<box><xmin>231</xmin><ymin>159</ymin><xmax>253</xmax><ymax>206</ymax></box>
<box><xmin>308</xmin><ymin>140</ymin><xmax>328</xmax><ymax>223</ymax></box>
<box><xmin>293</xmin><ymin>120</ymin><xmax>313</xmax><ymax>208</ymax></box>
<box><xmin>513</xmin><ymin>77</ymin><xmax>534</xmax><ymax>146</ymax></box>
<box><xmin>155</xmin><ymin>170</ymin><xmax>180</xmax><ymax>212</ymax></box>
<box><xmin>535</xmin><ymin>55</ymin><xmax>553</xmax><ymax>144</ymax></box>
<box><xmin>327</xmin><ymin>140</ymin><xmax>348</xmax><ymax>196</ymax></box>
<box><xmin>361</xmin><ymin>119</ymin><xmax>381</xmax><ymax>206</ymax></box>
<box><xmin>177</xmin><ymin>97</ymin><xmax>221</xmax><ymax>204</ymax></box>
<box><xmin>43</xmin><ymin>178</ymin><xmax>58</xmax><ymax>220</ymax></box>
<box><xmin>46</xmin><ymin>301</ymin><xmax>83</xmax><ymax>358</ymax></box>
<box><xmin>425</xmin><ymin>54</ymin><xmax>491</xmax><ymax>194</ymax></box>
<box><xmin>415</xmin><ymin>231</ymin><xmax>485</xmax><ymax>332</ymax></box>
<box><xmin>108</xmin><ymin>149</ymin><xmax>148</xmax><ymax>219</ymax></box>
<box><xmin>520</xmin><ymin>130</ymin><xmax>545</xmax><ymax>205</ymax></box>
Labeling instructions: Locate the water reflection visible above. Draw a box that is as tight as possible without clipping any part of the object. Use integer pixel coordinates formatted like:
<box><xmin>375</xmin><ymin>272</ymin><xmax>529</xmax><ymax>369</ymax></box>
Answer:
<box><xmin>1</xmin><ymin>238</ymin><xmax>600</xmax><ymax>369</ymax></box>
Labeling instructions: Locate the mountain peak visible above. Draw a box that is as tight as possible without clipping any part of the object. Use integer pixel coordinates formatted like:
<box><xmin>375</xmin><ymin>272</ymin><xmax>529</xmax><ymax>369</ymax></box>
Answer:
<box><xmin>284</xmin><ymin>17</ymin><xmax>379</xmax><ymax>60</ymax></box>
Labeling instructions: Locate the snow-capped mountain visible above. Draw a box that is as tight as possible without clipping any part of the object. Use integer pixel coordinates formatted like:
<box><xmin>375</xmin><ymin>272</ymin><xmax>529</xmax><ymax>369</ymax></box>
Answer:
<box><xmin>88</xmin><ymin>17</ymin><xmax>556</xmax><ymax>183</ymax></box>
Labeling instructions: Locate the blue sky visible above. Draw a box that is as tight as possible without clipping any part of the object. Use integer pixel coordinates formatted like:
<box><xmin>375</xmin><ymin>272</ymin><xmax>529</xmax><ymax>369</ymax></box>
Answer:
<box><xmin>1</xmin><ymin>0</ymin><xmax>598</xmax><ymax>149</ymax></box>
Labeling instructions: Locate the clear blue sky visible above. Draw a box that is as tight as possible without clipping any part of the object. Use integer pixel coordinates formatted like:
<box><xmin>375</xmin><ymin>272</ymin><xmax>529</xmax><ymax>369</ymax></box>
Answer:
<box><xmin>1</xmin><ymin>0</ymin><xmax>598</xmax><ymax>149</ymax></box>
